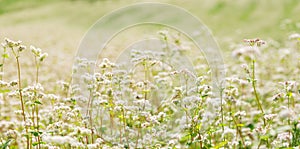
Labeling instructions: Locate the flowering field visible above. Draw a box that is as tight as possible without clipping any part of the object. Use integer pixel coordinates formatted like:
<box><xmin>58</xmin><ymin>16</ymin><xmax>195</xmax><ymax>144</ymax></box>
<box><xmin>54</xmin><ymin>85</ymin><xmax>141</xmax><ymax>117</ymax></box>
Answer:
<box><xmin>1</xmin><ymin>0</ymin><xmax>300</xmax><ymax>149</ymax></box>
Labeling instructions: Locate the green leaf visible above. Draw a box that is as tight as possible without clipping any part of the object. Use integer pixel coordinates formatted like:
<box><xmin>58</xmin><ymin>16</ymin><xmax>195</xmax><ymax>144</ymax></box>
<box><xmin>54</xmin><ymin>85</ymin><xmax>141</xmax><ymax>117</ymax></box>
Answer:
<box><xmin>0</xmin><ymin>139</ymin><xmax>11</xmax><ymax>149</ymax></box>
<box><xmin>30</xmin><ymin>131</ymin><xmax>39</xmax><ymax>137</ymax></box>
<box><xmin>202</xmin><ymin>94</ymin><xmax>208</xmax><ymax>98</ymax></box>
<box><xmin>32</xmin><ymin>142</ymin><xmax>38</xmax><ymax>146</ymax></box>
<box><xmin>0</xmin><ymin>64</ymin><xmax>3</xmax><ymax>67</ymax></box>
<box><xmin>246</xmin><ymin>123</ymin><xmax>255</xmax><ymax>130</ymax></box>
<box><xmin>2</xmin><ymin>53</ymin><xmax>9</xmax><ymax>58</ymax></box>
<box><xmin>219</xmin><ymin>123</ymin><xmax>227</xmax><ymax>127</ymax></box>
<box><xmin>179</xmin><ymin>134</ymin><xmax>190</xmax><ymax>143</ymax></box>
<box><xmin>287</xmin><ymin>92</ymin><xmax>292</xmax><ymax>97</ymax></box>
<box><xmin>34</xmin><ymin>100</ymin><xmax>42</xmax><ymax>105</ymax></box>
<box><xmin>215</xmin><ymin>141</ymin><xmax>227</xmax><ymax>149</ymax></box>
<box><xmin>32</xmin><ymin>141</ymin><xmax>46</xmax><ymax>146</ymax></box>
<box><xmin>0</xmin><ymin>89</ymin><xmax>10</xmax><ymax>93</ymax></box>
<box><xmin>260</xmin><ymin>135</ymin><xmax>269</xmax><ymax>141</ymax></box>
<box><xmin>237</xmin><ymin>123</ymin><xmax>244</xmax><ymax>127</ymax></box>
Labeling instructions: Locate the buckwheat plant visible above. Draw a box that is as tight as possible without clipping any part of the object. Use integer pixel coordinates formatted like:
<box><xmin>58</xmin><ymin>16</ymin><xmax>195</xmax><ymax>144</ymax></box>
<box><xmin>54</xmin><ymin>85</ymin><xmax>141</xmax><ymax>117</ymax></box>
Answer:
<box><xmin>1</xmin><ymin>29</ymin><xmax>300</xmax><ymax>148</ymax></box>
<box><xmin>2</xmin><ymin>38</ymin><xmax>30</xmax><ymax>148</ymax></box>
<box><xmin>30</xmin><ymin>45</ymin><xmax>48</xmax><ymax>148</ymax></box>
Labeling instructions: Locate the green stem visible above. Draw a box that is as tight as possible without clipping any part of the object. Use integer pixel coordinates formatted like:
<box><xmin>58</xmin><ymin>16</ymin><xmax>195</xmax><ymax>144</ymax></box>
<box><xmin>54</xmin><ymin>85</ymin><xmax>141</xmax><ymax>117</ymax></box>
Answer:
<box><xmin>13</xmin><ymin>49</ymin><xmax>29</xmax><ymax>149</ymax></box>
<box><xmin>35</xmin><ymin>57</ymin><xmax>39</xmax><ymax>84</ymax></box>
<box><xmin>232</xmin><ymin>115</ymin><xmax>245</xmax><ymax>147</ymax></box>
<box><xmin>0</xmin><ymin>47</ymin><xmax>6</xmax><ymax>80</ymax></box>
<box><xmin>251</xmin><ymin>60</ymin><xmax>265</xmax><ymax>126</ymax></box>
<box><xmin>220</xmin><ymin>88</ymin><xmax>224</xmax><ymax>133</ymax></box>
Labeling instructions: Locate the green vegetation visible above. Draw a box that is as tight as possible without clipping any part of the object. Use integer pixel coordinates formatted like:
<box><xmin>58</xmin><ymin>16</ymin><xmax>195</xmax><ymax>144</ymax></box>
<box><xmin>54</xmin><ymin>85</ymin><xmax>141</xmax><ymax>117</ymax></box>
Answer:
<box><xmin>0</xmin><ymin>0</ymin><xmax>300</xmax><ymax>148</ymax></box>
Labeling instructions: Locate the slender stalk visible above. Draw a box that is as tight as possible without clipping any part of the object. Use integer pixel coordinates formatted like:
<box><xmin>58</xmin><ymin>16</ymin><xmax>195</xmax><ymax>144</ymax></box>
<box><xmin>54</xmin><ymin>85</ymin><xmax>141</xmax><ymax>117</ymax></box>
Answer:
<box><xmin>33</xmin><ymin>56</ymin><xmax>41</xmax><ymax>149</ymax></box>
<box><xmin>220</xmin><ymin>88</ymin><xmax>224</xmax><ymax>133</ymax></box>
<box><xmin>13</xmin><ymin>49</ymin><xmax>29</xmax><ymax>149</ymax></box>
<box><xmin>135</xmin><ymin>127</ymin><xmax>141</xmax><ymax>149</ymax></box>
<box><xmin>0</xmin><ymin>47</ymin><xmax>6</xmax><ymax>80</ymax></box>
<box><xmin>122</xmin><ymin>108</ymin><xmax>129</xmax><ymax>147</ymax></box>
<box><xmin>143</xmin><ymin>61</ymin><xmax>148</xmax><ymax>110</ymax></box>
<box><xmin>34</xmin><ymin>57</ymin><xmax>39</xmax><ymax>83</ymax></box>
<box><xmin>36</xmin><ymin>105</ymin><xmax>41</xmax><ymax>149</ymax></box>
<box><xmin>86</xmin><ymin>89</ymin><xmax>93</xmax><ymax>144</ymax></box>
<box><xmin>251</xmin><ymin>60</ymin><xmax>265</xmax><ymax>126</ymax></box>
<box><xmin>231</xmin><ymin>115</ymin><xmax>245</xmax><ymax>147</ymax></box>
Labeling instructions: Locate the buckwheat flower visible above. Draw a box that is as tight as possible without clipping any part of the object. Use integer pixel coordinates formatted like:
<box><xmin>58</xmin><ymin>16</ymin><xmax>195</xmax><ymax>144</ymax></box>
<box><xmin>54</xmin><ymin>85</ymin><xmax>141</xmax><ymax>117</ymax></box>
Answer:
<box><xmin>245</xmin><ymin>141</ymin><xmax>252</xmax><ymax>146</ymax></box>
<box><xmin>272</xmin><ymin>93</ymin><xmax>283</xmax><ymax>101</ymax></box>
<box><xmin>18</xmin><ymin>45</ymin><xmax>26</xmax><ymax>52</ymax></box>
<box><xmin>149</xmin><ymin>115</ymin><xmax>160</xmax><ymax>124</ymax></box>
<box><xmin>198</xmin><ymin>85</ymin><xmax>212</xmax><ymax>94</ymax></box>
<box><xmin>155</xmin><ymin>144</ymin><xmax>162</xmax><ymax>148</ymax></box>
<box><xmin>82</xmin><ymin>73</ymin><xmax>93</xmax><ymax>83</ymax></box>
<box><xmin>179</xmin><ymin>42</ymin><xmax>191</xmax><ymax>51</ymax></box>
<box><xmin>71</xmin><ymin>142</ymin><xmax>85</xmax><ymax>148</ymax></box>
<box><xmin>114</xmin><ymin>105</ymin><xmax>122</xmax><ymax>112</ymax></box>
<box><xmin>0</xmin><ymin>80</ymin><xmax>9</xmax><ymax>87</ymax></box>
<box><xmin>33</xmin><ymin>83</ymin><xmax>44</xmax><ymax>91</ymax></box>
<box><xmin>14</xmin><ymin>110</ymin><xmax>23</xmax><ymax>115</ymax></box>
<box><xmin>158</xmin><ymin>112</ymin><xmax>166</xmax><ymax>119</ymax></box>
<box><xmin>271</xmin><ymin>140</ymin><xmax>280</xmax><ymax>147</ymax></box>
<box><xmin>222</xmin><ymin>127</ymin><xmax>236</xmax><ymax>138</ymax></box>
<box><xmin>289</xmin><ymin>33</ymin><xmax>300</xmax><ymax>40</ymax></box>
<box><xmin>264</xmin><ymin>113</ymin><xmax>277</xmax><ymax>121</ymax></box>
<box><xmin>99</xmin><ymin>58</ymin><xmax>116</xmax><ymax>68</ymax></box>
<box><xmin>167</xmin><ymin>139</ymin><xmax>177</xmax><ymax>146</ymax></box>
<box><xmin>279</xmin><ymin>48</ymin><xmax>291</xmax><ymax>58</ymax></box>
<box><xmin>66</xmin><ymin>112</ymin><xmax>75</xmax><ymax>120</ymax></box>
<box><xmin>30</xmin><ymin>45</ymin><xmax>41</xmax><ymax>55</ymax></box>
<box><xmin>39</xmin><ymin>52</ymin><xmax>48</xmax><ymax>62</ymax></box>
<box><xmin>201</xmin><ymin>111</ymin><xmax>216</xmax><ymax>124</ymax></box>
<box><xmin>206</xmin><ymin>97</ymin><xmax>221</xmax><ymax>109</ymax></box>
<box><xmin>280</xmin><ymin>81</ymin><xmax>297</xmax><ymax>91</ymax></box>
<box><xmin>24</xmin><ymin>119</ymin><xmax>33</xmax><ymax>127</ymax></box>
<box><xmin>43</xmin><ymin>135</ymin><xmax>76</xmax><ymax>145</ymax></box>
<box><xmin>95</xmin><ymin>99</ymin><xmax>108</xmax><ymax>106</ymax></box>
<box><xmin>1</xmin><ymin>42</ymin><xmax>7</xmax><ymax>48</ymax></box>
<box><xmin>57</xmin><ymin>80</ymin><xmax>70</xmax><ymax>89</ymax></box>
<box><xmin>87</xmin><ymin>84</ymin><xmax>94</xmax><ymax>90</ymax></box>
<box><xmin>141</xmin><ymin>122</ymin><xmax>150</xmax><ymax>128</ymax></box>
<box><xmin>234</xmin><ymin>111</ymin><xmax>246</xmax><ymax>117</ymax></box>
<box><xmin>277</xmin><ymin>132</ymin><xmax>292</xmax><ymax>141</ymax></box>
<box><xmin>5</xmin><ymin>129</ymin><xmax>18</xmax><ymax>138</ymax></box>
<box><xmin>228</xmin><ymin>141</ymin><xmax>239</xmax><ymax>146</ymax></box>
<box><xmin>136</xmin><ymin>81</ymin><xmax>144</xmax><ymax>88</ymax></box>
<box><xmin>254</xmin><ymin>126</ymin><xmax>267</xmax><ymax>135</ymax></box>
<box><xmin>46</xmin><ymin>94</ymin><xmax>60</xmax><ymax>101</ymax></box>
<box><xmin>8</xmin><ymin>90</ymin><xmax>18</xmax><ymax>97</ymax></box>
<box><xmin>279</xmin><ymin>108</ymin><xmax>293</xmax><ymax>119</ymax></box>
<box><xmin>87</xmin><ymin>144</ymin><xmax>98</xmax><ymax>149</ymax></box>
<box><xmin>282</xmin><ymin>142</ymin><xmax>289</xmax><ymax>147</ymax></box>
<box><xmin>9</xmin><ymin>80</ymin><xmax>18</xmax><ymax>87</ymax></box>
<box><xmin>244</xmin><ymin>38</ymin><xmax>266</xmax><ymax>47</ymax></box>
<box><xmin>241</xmin><ymin>64</ymin><xmax>250</xmax><ymax>74</ymax></box>
<box><xmin>5</xmin><ymin>38</ymin><xmax>21</xmax><ymax>48</ymax></box>
<box><xmin>232</xmin><ymin>46</ymin><xmax>260</xmax><ymax>59</ymax></box>
<box><xmin>0</xmin><ymin>96</ymin><xmax>3</xmax><ymax>105</ymax></box>
<box><xmin>134</xmin><ymin>93</ymin><xmax>143</xmax><ymax>100</ymax></box>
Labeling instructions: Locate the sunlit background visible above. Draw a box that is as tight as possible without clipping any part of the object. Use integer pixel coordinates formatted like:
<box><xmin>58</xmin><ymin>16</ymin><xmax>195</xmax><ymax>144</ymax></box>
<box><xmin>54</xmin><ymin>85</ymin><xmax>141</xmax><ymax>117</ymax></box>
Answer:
<box><xmin>1</xmin><ymin>0</ymin><xmax>299</xmax><ymax>80</ymax></box>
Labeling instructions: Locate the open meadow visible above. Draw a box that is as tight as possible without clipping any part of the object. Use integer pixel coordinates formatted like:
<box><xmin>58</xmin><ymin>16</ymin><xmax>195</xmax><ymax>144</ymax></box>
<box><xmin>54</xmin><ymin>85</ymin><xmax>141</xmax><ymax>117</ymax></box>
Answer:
<box><xmin>1</xmin><ymin>0</ymin><xmax>300</xmax><ymax>148</ymax></box>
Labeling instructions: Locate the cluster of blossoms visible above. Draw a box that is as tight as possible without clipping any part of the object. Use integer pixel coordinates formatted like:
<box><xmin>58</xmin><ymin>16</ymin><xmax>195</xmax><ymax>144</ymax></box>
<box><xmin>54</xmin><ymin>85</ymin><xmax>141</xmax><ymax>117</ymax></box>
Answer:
<box><xmin>1</xmin><ymin>31</ymin><xmax>300</xmax><ymax>148</ymax></box>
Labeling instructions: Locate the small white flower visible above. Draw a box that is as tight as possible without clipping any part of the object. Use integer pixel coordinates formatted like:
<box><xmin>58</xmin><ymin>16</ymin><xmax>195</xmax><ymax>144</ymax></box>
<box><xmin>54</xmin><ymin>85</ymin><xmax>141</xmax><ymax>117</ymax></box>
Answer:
<box><xmin>264</xmin><ymin>114</ymin><xmax>277</xmax><ymax>121</ymax></box>
<box><xmin>289</xmin><ymin>33</ymin><xmax>300</xmax><ymax>40</ymax></box>
<box><xmin>277</xmin><ymin>132</ymin><xmax>292</xmax><ymax>141</ymax></box>
<box><xmin>234</xmin><ymin>111</ymin><xmax>246</xmax><ymax>117</ymax></box>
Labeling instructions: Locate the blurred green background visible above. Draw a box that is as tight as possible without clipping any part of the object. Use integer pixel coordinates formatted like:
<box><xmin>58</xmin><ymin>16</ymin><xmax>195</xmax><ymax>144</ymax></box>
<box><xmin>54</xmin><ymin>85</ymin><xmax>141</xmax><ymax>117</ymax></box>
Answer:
<box><xmin>0</xmin><ymin>0</ymin><xmax>299</xmax><ymax>75</ymax></box>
